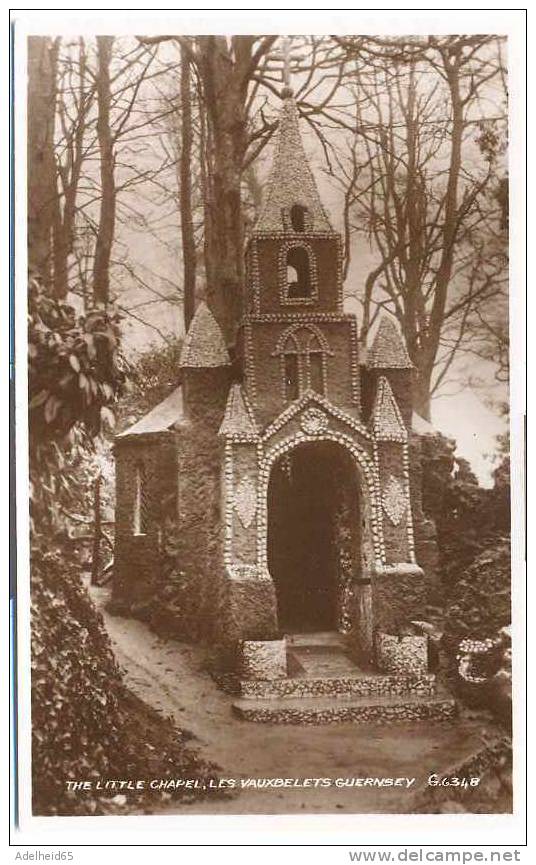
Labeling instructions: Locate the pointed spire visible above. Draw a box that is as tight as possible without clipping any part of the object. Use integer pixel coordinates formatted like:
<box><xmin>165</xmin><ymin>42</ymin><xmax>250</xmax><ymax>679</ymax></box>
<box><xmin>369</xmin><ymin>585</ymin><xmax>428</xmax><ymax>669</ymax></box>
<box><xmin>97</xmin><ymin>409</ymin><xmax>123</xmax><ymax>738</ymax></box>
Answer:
<box><xmin>368</xmin><ymin>316</ymin><xmax>413</xmax><ymax>369</ymax></box>
<box><xmin>370</xmin><ymin>377</ymin><xmax>407</xmax><ymax>442</ymax></box>
<box><xmin>219</xmin><ymin>384</ymin><xmax>258</xmax><ymax>438</ymax></box>
<box><xmin>254</xmin><ymin>95</ymin><xmax>333</xmax><ymax>234</ymax></box>
<box><xmin>179</xmin><ymin>302</ymin><xmax>231</xmax><ymax>368</ymax></box>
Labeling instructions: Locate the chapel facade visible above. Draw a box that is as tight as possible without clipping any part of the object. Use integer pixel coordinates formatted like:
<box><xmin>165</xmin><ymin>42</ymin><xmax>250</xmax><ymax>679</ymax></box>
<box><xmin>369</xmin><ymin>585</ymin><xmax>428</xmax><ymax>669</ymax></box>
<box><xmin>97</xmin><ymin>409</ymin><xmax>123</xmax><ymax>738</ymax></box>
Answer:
<box><xmin>113</xmin><ymin>94</ymin><xmax>439</xmax><ymax>676</ymax></box>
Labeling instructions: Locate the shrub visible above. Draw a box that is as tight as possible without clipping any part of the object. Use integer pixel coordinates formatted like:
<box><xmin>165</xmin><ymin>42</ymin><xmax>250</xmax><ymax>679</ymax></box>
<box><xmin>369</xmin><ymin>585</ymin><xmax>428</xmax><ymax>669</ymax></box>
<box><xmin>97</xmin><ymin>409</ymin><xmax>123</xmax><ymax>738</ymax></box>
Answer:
<box><xmin>443</xmin><ymin>538</ymin><xmax>511</xmax><ymax>658</ymax></box>
<box><xmin>420</xmin><ymin>433</ymin><xmax>510</xmax><ymax>590</ymax></box>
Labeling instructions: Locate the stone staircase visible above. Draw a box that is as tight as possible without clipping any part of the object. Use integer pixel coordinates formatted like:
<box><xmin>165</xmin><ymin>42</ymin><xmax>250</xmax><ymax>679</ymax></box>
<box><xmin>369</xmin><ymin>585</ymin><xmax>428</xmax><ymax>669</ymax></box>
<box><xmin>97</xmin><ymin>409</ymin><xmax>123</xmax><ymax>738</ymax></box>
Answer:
<box><xmin>232</xmin><ymin>632</ymin><xmax>457</xmax><ymax>725</ymax></box>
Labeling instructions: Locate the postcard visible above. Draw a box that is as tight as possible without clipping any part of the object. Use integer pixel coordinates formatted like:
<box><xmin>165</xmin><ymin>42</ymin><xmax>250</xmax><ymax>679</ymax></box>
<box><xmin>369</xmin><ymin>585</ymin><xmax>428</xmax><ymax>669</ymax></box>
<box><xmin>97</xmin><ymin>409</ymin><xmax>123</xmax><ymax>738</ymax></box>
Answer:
<box><xmin>9</xmin><ymin>8</ymin><xmax>527</xmax><ymax>857</ymax></box>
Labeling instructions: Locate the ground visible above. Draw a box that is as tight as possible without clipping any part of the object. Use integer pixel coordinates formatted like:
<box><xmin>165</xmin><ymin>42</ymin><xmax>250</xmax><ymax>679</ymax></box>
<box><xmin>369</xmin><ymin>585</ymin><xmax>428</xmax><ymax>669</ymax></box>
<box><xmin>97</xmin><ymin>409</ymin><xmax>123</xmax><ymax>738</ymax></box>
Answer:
<box><xmin>89</xmin><ymin>583</ymin><xmax>509</xmax><ymax>815</ymax></box>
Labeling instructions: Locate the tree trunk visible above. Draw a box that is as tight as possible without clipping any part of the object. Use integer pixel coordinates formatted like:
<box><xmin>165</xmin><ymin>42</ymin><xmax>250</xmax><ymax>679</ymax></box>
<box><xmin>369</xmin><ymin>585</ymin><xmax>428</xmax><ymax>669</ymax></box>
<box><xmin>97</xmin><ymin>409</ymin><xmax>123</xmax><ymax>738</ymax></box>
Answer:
<box><xmin>27</xmin><ymin>36</ymin><xmax>59</xmax><ymax>288</ymax></box>
<box><xmin>244</xmin><ymin>163</ymin><xmax>263</xmax><ymax>225</ymax></box>
<box><xmin>198</xmin><ymin>96</ymin><xmax>214</xmax><ymax>302</ymax></box>
<box><xmin>179</xmin><ymin>46</ymin><xmax>196</xmax><ymax>330</ymax></box>
<box><xmin>196</xmin><ymin>36</ymin><xmax>250</xmax><ymax>346</ymax></box>
<box><xmin>426</xmin><ymin>51</ymin><xmax>464</xmax><ymax>361</ymax></box>
<box><xmin>413</xmin><ymin>367</ymin><xmax>433</xmax><ymax>422</ymax></box>
<box><xmin>93</xmin><ymin>36</ymin><xmax>115</xmax><ymax>306</ymax></box>
<box><xmin>53</xmin><ymin>38</ymin><xmax>89</xmax><ymax>300</ymax></box>
<box><xmin>52</xmin><ymin>194</ymin><xmax>69</xmax><ymax>298</ymax></box>
<box><xmin>412</xmin><ymin>53</ymin><xmax>464</xmax><ymax>421</ymax></box>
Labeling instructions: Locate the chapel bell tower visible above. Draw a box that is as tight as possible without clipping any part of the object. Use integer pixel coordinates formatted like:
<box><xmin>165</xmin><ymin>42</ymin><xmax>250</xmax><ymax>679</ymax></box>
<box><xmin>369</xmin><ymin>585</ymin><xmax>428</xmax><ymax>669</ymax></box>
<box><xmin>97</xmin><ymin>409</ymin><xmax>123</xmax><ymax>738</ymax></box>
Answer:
<box><xmin>240</xmin><ymin>92</ymin><xmax>361</xmax><ymax>429</ymax></box>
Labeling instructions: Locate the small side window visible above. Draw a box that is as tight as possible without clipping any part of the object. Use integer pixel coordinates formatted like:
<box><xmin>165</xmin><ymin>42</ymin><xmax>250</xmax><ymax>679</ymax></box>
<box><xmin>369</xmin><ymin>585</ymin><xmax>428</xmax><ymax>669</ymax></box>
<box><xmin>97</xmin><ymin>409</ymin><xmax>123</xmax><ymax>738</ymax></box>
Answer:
<box><xmin>133</xmin><ymin>461</ymin><xmax>149</xmax><ymax>535</ymax></box>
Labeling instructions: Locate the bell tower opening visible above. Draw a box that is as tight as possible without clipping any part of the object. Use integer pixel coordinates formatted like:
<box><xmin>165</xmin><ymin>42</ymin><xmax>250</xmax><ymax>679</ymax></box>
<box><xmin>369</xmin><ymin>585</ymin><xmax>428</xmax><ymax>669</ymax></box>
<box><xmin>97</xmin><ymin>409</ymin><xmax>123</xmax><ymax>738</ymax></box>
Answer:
<box><xmin>267</xmin><ymin>441</ymin><xmax>362</xmax><ymax>633</ymax></box>
<box><xmin>290</xmin><ymin>203</ymin><xmax>307</xmax><ymax>232</ymax></box>
<box><xmin>286</xmin><ymin>246</ymin><xmax>312</xmax><ymax>298</ymax></box>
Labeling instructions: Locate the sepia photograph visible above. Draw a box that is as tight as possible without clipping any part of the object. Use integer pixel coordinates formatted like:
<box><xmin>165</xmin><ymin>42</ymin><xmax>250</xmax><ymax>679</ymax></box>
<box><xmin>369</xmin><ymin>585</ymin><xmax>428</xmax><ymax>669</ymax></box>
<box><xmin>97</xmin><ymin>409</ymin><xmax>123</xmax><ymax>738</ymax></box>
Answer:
<box><xmin>10</xmin><ymin>10</ymin><xmax>526</xmax><ymax>850</ymax></box>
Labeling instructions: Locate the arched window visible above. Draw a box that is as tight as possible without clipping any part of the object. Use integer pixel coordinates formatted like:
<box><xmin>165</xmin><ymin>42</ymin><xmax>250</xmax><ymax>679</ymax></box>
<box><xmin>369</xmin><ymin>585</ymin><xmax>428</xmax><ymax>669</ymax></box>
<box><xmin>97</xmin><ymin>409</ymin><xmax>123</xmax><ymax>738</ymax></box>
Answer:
<box><xmin>133</xmin><ymin>461</ymin><xmax>149</xmax><ymax>535</ymax></box>
<box><xmin>274</xmin><ymin>325</ymin><xmax>332</xmax><ymax>401</ymax></box>
<box><xmin>309</xmin><ymin>353</ymin><xmax>324</xmax><ymax>394</ymax></box>
<box><xmin>290</xmin><ymin>204</ymin><xmax>307</xmax><ymax>232</ymax></box>
<box><xmin>279</xmin><ymin>242</ymin><xmax>318</xmax><ymax>305</ymax></box>
<box><xmin>286</xmin><ymin>247</ymin><xmax>312</xmax><ymax>299</ymax></box>
<box><xmin>306</xmin><ymin>330</ymin><xmax>327</xmax><ymax>395</ymax></box>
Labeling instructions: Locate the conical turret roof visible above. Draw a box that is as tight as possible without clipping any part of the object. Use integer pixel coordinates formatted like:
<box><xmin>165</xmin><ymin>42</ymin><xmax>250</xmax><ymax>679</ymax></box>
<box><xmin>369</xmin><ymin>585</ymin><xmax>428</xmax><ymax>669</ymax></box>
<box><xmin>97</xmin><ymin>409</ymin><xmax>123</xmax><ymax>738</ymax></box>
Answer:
<box><xmin>219</xmin><ymin>384</ymin><xmax>258</xmax><ymax>439</ymax></box>
<box><xmin>368</xmin><ymin>316</ymin><xmax>413</xmax><ymax>369</ymax></box>
<box><xmin>179</xmin><ymin>302</ymin><xmax>231</xmax><ymax>368</ymax></box>
<box><xmin>254</xmin><ymin>95</ymin><xmax>333</xmax><ymax>234</ymax></box>
<box><xmin>370</xmin><ymin>376</ymin><xmax>407</xmax><ymax>442</ymax></box>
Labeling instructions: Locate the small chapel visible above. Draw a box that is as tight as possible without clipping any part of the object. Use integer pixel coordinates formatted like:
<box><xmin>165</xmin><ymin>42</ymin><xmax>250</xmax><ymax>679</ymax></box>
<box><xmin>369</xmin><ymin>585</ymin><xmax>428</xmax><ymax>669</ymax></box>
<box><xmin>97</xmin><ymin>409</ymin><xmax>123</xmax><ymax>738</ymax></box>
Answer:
<box><xmin>113</xmin><ymin>90</ymin><xmax>454</xmax><ymax>723</ymax></box>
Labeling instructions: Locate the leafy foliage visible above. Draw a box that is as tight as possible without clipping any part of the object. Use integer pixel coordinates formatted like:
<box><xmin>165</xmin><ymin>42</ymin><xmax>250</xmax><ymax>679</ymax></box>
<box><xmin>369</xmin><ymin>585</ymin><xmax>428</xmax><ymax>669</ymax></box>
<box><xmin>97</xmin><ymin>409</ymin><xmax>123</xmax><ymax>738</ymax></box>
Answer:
<box><xmin>116</xmin><ymin>337</ymin><xmax>183</xmax><ymax>433</ymax></box>
<box><xmin>419</xmin><ymin>431</ymin><xmax>511</xmax><ymax>698</ymax></box>
<box><xmin>31</xmin><ymin>548</ymin><xmax>221</xmax><ymax>815</ymax></box>
<box><xmin>420</xmin><ymin>433</ymin><xmax>510</xmax><ymax>587</ymax></box>
<box><xmin>443</xmin><ymin>538</ymin><xmax>511</xmax><ymax>661</ymax></box>
<box><xmin>29</xmin><ymin>276</ymin><xmax>126</xmax><ymax>446</ymax></box>
<box><xmin>31</xmin><ymin>549</ymin><xmax>122</xmax><ymax>813</ymax></box>
<box><xmin>28</xmin><ymin>277</ymin><xmax>126</xmax><ymax>541</ymax></box>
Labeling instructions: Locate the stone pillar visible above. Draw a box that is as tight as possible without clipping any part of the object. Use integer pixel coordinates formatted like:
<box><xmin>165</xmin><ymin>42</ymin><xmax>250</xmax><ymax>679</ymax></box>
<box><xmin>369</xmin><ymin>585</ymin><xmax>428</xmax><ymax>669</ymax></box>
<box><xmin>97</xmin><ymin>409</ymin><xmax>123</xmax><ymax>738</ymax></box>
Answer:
<box><xmin>369</xmin><ymin>376</ymin><xmax>427</xmax><ymax>642</ymax></box>
<box><xmin>372</xmin><ymin>436</ymin><xmax>427</xmax><ymax>635</ymax></box>
<box><xmin>220</xmin><ymin>568</ymin><xmax>278</xmax><ymax>644</ymax></box>
<box><xmin>219</xmin><ymin>438</ymin><xmax>278</xmax><ymax>644</ymax></box>
<box><xmin>371</xmin><ymin>563</ymin><xmax>427</xmax><ymax>636</ymax></box>
<box><xmin>375</xmin><ymin>632</ymin><xmax>428</xmax><ymax>676</ymax></box>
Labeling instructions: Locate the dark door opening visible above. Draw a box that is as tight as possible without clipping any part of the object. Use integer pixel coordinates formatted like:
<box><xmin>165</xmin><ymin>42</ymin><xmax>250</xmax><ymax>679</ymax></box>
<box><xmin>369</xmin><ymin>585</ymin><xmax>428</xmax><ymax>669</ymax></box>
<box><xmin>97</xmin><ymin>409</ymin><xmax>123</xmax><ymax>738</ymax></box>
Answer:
<box><xmin>267</xmin><ymin>441</ymin><xmax>361</xmax><ymax>633</ymax></box>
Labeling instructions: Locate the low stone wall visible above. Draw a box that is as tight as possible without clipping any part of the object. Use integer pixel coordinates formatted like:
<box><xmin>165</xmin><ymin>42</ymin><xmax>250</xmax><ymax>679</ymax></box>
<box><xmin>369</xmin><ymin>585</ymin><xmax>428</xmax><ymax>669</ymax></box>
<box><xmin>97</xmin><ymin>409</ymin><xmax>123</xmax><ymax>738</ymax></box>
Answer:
<box><xmin>375</xmin><ymin>632</ymin><xmax>428</xmax><ymax>677</ymax></box>
<box><xmin>240</xmin><ymin>639</ymin><xmax>287</xmax><ymax>680</ymax></box>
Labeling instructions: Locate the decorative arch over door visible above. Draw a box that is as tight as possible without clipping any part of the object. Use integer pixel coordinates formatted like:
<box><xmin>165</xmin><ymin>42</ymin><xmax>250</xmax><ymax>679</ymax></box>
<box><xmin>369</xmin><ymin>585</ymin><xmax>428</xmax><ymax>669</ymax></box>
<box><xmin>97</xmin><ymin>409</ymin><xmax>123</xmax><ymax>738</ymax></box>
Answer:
<box><xmin>258</xmin><ymin>431</ymin><xmax>381</xmax><ymax>635</ymax></box>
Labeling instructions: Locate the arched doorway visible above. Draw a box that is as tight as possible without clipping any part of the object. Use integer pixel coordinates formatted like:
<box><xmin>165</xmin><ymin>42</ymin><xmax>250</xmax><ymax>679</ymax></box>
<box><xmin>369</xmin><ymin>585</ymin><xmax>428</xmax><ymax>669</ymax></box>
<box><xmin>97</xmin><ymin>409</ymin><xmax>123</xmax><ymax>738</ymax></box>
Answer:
<box><xmin>267</xmin><ymin>441</ymin><xmax>364</xmax><ymax>633</ymax></box>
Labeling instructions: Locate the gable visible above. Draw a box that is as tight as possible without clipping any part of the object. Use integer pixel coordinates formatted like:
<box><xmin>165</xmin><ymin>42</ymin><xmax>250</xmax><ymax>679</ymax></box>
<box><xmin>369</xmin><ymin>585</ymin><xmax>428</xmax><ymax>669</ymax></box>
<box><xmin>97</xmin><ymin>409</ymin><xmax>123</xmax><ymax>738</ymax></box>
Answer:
<box><xmin>262</xmin><ymin>389</ymin><xmax>371</xmax><ymax>448</ymax></box>
<box><xmin>116</xmin><ymin>386</ymin><xmax>183</xmax><ymax>439</ymax></box>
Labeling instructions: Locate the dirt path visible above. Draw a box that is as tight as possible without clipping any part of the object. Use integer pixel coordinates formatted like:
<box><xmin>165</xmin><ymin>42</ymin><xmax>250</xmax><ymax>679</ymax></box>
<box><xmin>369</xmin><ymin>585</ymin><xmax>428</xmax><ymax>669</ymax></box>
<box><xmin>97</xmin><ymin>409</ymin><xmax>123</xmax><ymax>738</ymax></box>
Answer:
<box><xmin>91</xmin><ymin>584</ymin><xmax>496</xmax><ymax>815</ymax></box>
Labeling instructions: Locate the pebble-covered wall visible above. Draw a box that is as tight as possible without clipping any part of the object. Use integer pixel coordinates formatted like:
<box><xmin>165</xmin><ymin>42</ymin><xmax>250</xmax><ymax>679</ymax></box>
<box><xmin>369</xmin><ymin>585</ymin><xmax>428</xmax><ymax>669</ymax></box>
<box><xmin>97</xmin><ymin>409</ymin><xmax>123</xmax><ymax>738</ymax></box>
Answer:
<box><xmin>362</xmin><ymin>367</ymin><xmax>413</xmax><ymax>430</ymax></box>
<box><xmin>246</xmin><ymin>235</ymin><xmax>343</xmax><ymax>315</ymax></box>
<box><xmin>242</xmin><ymin>316</ymin><xmax>360</xmax><ymax>429</ymax></box>
<box><xmin>169</xmin><ymin>367</ymin><xmax>233</xmax><ymax>642</ymax></box>
<box><xmin>375</xmin><ymin>632</ymin><xmax>429</xmax><ymax>676</ymax></box>
<box><xmin>408</xmin><ymin>433</ymin><xmax>442</xmax><ymax>612</ymax></box>
<box><xmin>113</xmin><ymin>432</ymin><xmax>178</xmax><ymax>606</ymax></box>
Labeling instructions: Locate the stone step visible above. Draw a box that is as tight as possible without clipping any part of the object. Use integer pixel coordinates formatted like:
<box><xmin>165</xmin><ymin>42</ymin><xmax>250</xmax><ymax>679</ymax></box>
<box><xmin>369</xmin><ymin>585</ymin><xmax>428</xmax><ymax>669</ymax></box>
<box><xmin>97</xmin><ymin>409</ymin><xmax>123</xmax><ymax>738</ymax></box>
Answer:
<box><xmin>288</xmin><ymin>644</ymin><xmax>358</xmax><ymax>677</ymax></box>
<box><xmin>232</xmin><ymin>690</ymin><xmax>457</xmax><ymax>726</ymax></box>
<box><xmin>285</xmin><ymin>631</ymin><xmax>348</xmax><ymax>649</ymax></box>
<box><xmin>240</xmin><ymin>672</ymin><xmax>436</xmax><ymax>700</ymax></box>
